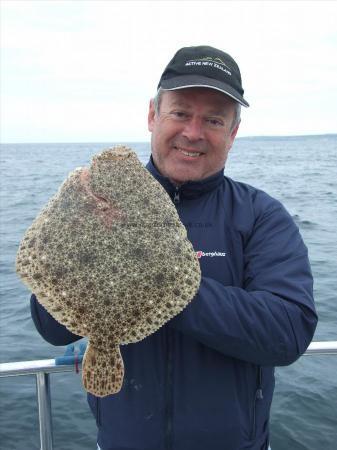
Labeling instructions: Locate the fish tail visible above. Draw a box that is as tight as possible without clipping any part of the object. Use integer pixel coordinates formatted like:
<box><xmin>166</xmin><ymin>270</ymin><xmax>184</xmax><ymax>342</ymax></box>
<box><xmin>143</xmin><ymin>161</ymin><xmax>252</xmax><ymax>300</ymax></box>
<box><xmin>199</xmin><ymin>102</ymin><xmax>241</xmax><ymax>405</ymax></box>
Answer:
<box><xmin>82</xmin><ymin>342</ymin><xmax>124</xmax><ymax>397</ymax></box>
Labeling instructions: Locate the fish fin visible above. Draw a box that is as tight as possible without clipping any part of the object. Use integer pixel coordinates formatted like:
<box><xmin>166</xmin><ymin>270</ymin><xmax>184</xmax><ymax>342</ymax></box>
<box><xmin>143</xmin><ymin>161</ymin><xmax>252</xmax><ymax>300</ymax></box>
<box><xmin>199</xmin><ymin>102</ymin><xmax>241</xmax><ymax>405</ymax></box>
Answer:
<box><xmin>82</xmin><ymin>342</ymin><xmax>124</xmax><ymax>397</ymax></box>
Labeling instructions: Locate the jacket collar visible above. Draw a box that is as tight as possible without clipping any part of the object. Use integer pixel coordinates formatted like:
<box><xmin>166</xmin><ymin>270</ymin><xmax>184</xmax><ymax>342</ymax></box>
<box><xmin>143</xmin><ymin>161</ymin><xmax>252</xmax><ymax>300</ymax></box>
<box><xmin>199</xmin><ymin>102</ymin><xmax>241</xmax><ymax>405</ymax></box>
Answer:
<box><xmin>146</xmin><ymin>156</ymin><xmax>224</xmax><ymax>200</ymax></box>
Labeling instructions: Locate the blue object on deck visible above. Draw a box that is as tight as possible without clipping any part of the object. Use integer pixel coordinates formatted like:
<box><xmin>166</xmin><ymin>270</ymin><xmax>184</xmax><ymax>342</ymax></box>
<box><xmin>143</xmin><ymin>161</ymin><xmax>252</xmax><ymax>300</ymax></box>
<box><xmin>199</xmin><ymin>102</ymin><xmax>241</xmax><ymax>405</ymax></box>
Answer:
<box><xmin>54</xmin><ymin>342</ymin><xmax>87</xmax><ymax>366</ymax></box>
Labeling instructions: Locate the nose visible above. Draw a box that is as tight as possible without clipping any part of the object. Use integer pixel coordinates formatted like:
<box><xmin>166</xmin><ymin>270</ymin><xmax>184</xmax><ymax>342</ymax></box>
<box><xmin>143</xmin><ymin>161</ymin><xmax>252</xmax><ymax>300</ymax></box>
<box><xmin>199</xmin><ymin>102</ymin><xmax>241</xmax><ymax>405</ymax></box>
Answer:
<box><xmin>182</xmin><ymin>117</ymin><xmax>205</xmax><ymax>142</ymax></box>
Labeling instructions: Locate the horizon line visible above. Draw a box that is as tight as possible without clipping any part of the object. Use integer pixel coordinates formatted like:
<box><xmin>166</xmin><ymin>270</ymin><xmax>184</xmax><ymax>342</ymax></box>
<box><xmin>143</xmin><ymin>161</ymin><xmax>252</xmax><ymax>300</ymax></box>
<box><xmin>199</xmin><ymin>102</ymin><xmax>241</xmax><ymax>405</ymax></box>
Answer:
<box><xmin>1</xmin><ymin>133</ymin><xmax>336</xmax><ymax>145</ymax></box>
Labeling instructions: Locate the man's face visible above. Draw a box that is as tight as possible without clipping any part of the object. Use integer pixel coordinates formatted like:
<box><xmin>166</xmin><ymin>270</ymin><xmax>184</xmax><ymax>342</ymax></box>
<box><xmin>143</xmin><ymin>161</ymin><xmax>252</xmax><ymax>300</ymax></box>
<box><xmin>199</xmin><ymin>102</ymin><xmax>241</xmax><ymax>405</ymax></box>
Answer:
<box><xmin>148</xmin><ymin>88</ymin><xmax>240</xmax><ymax>185</ymax></box>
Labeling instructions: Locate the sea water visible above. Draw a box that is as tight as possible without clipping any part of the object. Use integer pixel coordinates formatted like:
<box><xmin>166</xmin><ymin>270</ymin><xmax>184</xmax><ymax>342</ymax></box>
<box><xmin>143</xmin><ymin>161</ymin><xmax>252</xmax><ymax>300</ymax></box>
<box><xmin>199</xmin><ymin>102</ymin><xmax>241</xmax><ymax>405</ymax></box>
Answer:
<box><xmin>0</xmin><ymin>135</ymin><xmax>336</xmax><ymax>450</ymax></box>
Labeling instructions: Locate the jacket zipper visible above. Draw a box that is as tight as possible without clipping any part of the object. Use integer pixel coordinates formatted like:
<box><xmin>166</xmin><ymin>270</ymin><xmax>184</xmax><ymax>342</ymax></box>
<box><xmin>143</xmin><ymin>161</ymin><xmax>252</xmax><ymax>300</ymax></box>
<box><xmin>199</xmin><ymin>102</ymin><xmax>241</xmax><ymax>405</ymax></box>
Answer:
<box><xmin>165</xmin><ymin>328</ymin><xmax>174</xmax><ymax>450</ymax></box>
<box><xmin>96</xmin><ymin>397</ymin><xmax>101</xmax><ymax>426</ymax></box>
<box><xmin>251</xmin><ymin>366</ymin><xmax>263</xmax><ymax>440</ymax></box>
<box><xmin>173</xmin><ymin>187</ymin><xmax>180</xmax><ymax>204</ymax></box>
<box><xmin>165</xmin><ymin>186</ymin><xmax>178</xmax><ymax>448</ymax></box>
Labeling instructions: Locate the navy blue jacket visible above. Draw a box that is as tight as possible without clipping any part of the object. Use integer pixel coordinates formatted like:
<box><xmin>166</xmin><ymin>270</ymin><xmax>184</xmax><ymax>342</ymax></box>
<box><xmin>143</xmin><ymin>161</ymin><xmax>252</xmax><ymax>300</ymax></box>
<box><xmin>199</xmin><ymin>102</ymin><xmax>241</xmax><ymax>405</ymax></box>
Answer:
<box><xmin>30</xmin><ymin>157</ymin><xmax>317</xmax><ymax>450</ymax></box>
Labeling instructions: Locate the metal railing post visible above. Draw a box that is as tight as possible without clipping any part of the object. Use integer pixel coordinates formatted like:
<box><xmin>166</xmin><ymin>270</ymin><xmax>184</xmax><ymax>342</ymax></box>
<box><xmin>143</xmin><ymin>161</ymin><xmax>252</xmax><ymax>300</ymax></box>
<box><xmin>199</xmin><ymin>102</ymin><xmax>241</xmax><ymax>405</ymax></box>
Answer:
<box><xmin>0</xmin><ymin>341</ymin><xmax>337</xmax><ymax>448</ymax></box>
<box><xmin>36</xmin><ymin>372</ymin><xmax>53</xmax><ymax>450</ymax></box>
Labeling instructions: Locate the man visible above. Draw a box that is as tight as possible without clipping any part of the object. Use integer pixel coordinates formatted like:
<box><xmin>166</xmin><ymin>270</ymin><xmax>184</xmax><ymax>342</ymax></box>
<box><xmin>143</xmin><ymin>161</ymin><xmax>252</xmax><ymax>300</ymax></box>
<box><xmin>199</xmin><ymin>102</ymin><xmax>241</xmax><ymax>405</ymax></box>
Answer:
<box><xmin>30</xmin><ymin>46</ymin><xmax>317</xmax><ymax>450</ymax></box>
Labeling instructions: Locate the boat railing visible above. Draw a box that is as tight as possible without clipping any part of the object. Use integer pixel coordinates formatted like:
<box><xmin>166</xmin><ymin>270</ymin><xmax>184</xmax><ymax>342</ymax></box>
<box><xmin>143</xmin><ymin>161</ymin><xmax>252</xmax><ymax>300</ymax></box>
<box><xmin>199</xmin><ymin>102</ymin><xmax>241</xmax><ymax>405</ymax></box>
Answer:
<box><xmin>1</xmin><ymin>340</ymin><xmax>337</xmax><ymax>450</ymax></box>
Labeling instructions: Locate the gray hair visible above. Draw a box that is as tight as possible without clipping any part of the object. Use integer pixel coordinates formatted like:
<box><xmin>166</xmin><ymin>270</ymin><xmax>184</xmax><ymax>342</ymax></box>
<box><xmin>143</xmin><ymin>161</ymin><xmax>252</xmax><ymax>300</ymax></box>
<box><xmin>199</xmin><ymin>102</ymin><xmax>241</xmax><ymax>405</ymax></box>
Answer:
<box><xmin>153</xmin><ymin>87</ymin><xmax>241</xmax><ymax>131</ymax></box>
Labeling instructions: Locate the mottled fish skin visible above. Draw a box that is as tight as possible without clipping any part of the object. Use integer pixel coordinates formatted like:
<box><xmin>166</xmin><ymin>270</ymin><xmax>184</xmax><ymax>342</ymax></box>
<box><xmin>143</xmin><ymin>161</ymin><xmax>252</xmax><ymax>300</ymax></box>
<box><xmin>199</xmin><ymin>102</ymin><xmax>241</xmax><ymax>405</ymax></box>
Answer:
<box><xmin>16</xmin><ymin>146</ymin><xmax>201</xmax><ymax>397</ymax></box>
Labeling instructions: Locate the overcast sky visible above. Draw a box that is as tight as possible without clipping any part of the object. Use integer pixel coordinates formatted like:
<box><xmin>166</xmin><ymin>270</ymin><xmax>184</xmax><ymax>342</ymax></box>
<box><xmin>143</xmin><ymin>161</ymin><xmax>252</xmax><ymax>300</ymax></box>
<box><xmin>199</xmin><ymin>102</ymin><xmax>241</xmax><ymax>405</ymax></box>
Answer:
<box><xmin>1</xmin><ymin>0</ymin><xmax>337</xmax><ymax>143</ymax></box>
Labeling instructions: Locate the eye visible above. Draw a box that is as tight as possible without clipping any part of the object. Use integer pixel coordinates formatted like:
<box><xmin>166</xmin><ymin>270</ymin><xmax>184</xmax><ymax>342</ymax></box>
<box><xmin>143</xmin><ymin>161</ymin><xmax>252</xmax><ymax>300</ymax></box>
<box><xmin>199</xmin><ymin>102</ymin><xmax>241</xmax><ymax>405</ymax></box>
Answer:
<box><xmin>171</xmin><ymin>111</ymin><xmax>188</xmax><ymax>119</ymax></box>
<box><xmin>206</xmin><ymin>118</ymin><xmax>224</xmax><ymax>127</ymax></box>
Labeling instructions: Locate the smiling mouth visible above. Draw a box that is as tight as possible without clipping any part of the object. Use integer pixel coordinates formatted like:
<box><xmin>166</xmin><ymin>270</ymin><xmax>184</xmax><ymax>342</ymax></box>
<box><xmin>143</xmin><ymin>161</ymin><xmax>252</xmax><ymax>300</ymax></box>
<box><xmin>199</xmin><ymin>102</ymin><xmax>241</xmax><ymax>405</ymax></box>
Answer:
<box><xmin>174</xmin><ymin>146</ymin><xmax>203</xmax><ymax>157</ymax></box>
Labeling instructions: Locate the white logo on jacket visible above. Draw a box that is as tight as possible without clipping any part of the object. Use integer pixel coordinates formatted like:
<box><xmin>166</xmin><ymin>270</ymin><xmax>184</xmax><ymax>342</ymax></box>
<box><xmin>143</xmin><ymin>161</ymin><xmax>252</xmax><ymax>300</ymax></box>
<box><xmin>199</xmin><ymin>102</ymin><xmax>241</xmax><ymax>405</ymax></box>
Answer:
<box><xmin>196</xmin><ymin>251</ymin><xmax>226</xmax><ymax>259</ymax></box>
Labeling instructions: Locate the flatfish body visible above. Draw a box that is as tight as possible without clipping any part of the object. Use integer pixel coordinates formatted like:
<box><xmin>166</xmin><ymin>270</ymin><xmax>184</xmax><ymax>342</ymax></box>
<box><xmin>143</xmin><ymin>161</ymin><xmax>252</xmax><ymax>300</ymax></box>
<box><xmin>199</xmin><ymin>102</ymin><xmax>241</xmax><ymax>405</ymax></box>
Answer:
<box><xmin>16</xmin><ymin>146</ymin><xmax>201</xmax><ymax>397</ymax></box>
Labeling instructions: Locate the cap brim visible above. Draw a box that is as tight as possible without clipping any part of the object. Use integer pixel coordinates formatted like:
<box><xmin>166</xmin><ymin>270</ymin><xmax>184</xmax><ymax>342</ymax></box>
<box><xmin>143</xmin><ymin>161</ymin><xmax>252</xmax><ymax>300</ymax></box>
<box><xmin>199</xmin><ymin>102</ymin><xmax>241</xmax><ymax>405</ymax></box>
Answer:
<box><xmin>160</xmin><ymin>75</ymin><xmax>249</xmax><ymax>107</ymax></box>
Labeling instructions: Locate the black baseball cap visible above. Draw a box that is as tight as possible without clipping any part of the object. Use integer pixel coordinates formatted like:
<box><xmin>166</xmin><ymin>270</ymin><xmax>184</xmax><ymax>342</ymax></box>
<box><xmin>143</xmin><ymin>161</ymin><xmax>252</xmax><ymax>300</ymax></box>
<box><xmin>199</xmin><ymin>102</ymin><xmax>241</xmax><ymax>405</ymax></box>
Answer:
<box><xmin>158</xmin><ymin>45</ymin><xmax>249</xmax><ymax>107</ymax></box>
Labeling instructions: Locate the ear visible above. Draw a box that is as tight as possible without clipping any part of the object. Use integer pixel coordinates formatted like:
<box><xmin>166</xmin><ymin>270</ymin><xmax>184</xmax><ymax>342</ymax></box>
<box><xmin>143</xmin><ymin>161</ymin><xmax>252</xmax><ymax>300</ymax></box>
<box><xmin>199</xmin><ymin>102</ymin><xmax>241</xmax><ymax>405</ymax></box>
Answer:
<box><xmin>148</xmin><ymin>99</ymin><xmax>156</xmax><ymax>132</ymax></box>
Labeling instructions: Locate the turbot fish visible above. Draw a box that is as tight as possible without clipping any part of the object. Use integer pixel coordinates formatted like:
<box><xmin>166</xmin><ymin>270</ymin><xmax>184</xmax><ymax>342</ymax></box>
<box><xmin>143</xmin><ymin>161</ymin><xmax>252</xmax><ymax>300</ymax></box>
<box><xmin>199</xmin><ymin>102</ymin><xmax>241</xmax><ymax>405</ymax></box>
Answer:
<box><xmin>16</xmin><ymin>146</ymin><xmax>201</xmax><ymax>397</ymax></box>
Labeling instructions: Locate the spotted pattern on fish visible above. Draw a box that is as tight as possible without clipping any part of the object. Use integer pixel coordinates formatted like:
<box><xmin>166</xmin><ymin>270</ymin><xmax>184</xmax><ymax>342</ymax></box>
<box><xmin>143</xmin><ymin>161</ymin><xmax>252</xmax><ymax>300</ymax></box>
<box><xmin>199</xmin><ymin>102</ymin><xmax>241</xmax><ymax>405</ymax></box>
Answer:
<box><xmin>16</xmin><ymin>146</ymin><xmax>201</xmax><ymax>397</ymax></box>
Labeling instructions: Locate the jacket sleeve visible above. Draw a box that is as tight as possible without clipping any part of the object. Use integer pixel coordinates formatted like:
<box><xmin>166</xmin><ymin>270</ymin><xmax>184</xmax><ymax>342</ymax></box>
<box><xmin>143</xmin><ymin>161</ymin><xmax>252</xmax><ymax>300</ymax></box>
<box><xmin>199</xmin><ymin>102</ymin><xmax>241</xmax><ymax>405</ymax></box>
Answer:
<box><xmin>169</xmin><ymin>196</ymin><xmax>318</xmax><ymax>367</ymax></box>
<box><xmin>30</xmin><ymin>294</ymin><xmax>82</xmax><ymax>345</ymax></box>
